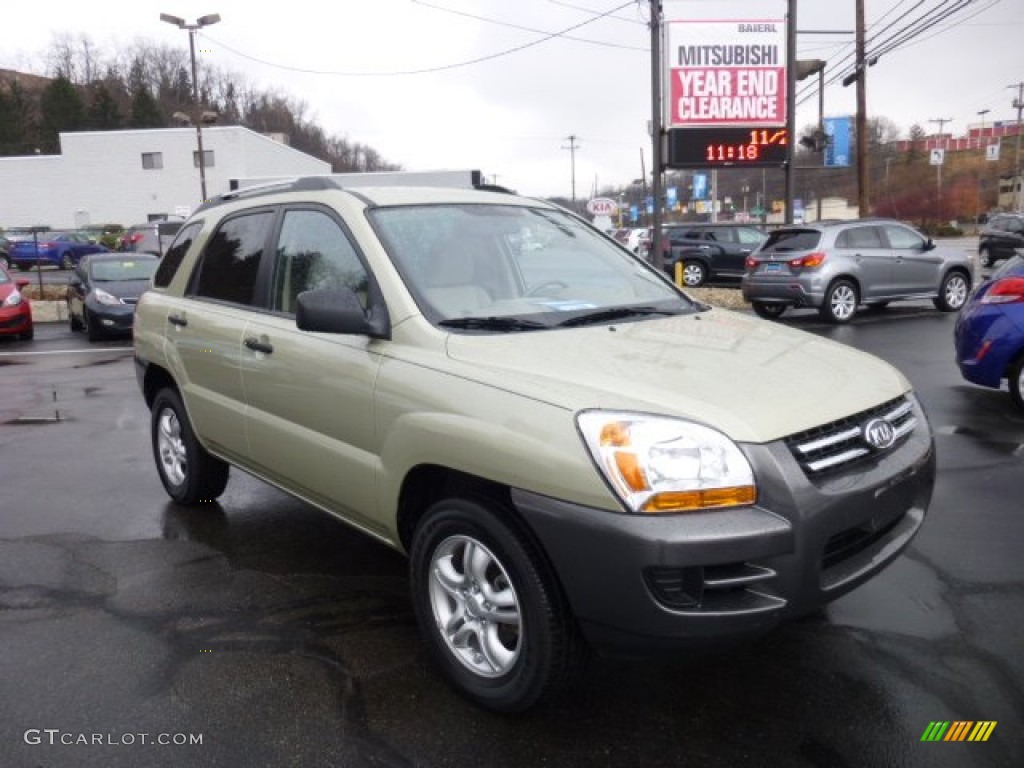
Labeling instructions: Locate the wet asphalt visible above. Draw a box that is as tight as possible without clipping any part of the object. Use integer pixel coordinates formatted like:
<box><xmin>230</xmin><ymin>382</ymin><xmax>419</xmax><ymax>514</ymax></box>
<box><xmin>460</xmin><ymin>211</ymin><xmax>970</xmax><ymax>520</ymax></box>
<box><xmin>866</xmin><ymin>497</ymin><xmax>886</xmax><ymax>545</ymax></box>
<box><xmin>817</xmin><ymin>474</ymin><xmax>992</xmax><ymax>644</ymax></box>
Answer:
<box><xmin>0</xmin><ymin>302</ymin><xmax>1021</xmax><ymax>768</ymax></box>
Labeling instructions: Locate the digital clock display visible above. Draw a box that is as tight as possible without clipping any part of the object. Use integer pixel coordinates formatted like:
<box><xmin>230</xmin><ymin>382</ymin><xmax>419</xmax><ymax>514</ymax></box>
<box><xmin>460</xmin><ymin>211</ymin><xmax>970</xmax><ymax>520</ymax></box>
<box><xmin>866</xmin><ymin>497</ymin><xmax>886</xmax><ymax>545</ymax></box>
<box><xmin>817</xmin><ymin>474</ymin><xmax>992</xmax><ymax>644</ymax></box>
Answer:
<box><xmin>667</xmin><ymin>127</ymin><xmax>788</xmax><ymax>168</ymax></box>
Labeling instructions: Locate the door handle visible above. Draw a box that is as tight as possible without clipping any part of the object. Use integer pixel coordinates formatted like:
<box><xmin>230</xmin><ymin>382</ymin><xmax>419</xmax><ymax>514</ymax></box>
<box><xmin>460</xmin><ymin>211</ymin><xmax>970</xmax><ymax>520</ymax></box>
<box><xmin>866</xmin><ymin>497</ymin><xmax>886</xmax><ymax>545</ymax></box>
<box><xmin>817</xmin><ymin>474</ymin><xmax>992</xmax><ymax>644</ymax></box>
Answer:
<box><xmin>168</xmin><ymin>313</ymin><xmax>187</xmax><ymax>327</ymax></box>
<box><xmin>244</xmin><ymin>337</ymin><xmax>273</xmax><ymax>354</ymax></box>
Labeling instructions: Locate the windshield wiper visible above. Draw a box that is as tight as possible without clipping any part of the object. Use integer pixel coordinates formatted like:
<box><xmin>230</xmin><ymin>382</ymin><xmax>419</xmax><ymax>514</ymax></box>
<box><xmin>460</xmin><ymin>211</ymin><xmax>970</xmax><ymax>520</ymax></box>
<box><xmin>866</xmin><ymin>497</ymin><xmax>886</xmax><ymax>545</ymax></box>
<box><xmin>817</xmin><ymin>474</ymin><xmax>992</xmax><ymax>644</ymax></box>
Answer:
<box><xmin>438</xmin><ymin>316</ymin><xmax>548</xmax><ymax>332</ymax></box>
<box><xmin>558</xmin><ymin>306</ymin><xmax>678</xmax><ymax>327</ymax></box>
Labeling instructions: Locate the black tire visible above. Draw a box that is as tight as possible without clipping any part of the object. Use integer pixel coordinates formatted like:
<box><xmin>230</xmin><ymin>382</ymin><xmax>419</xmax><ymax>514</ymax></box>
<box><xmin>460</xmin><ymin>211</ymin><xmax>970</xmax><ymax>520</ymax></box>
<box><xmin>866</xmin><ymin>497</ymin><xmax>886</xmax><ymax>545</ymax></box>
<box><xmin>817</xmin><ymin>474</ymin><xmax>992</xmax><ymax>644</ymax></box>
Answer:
<box><xmin>69</xmin><ymin>307</ymin><xmax>82</xmax><ymax>331</ymax></box>
<box><xmin>752</xmin><ymin>301</ymin><xmax>787</xmax><ymax>320</ymax></box>
<box><xmin>1010</xmin><ymin>354</ymin><xmax>1024</xmax><ymax>411</ymax></box>
<box><xmin>60</xmin><ymin>252</ymin><xmax>74</xmax><ymax>270</ymax></box>
<box><xmin>150</xmin><ymin>388</ymin><xmax>229</xmax><ymax>505</ymax></box>
<box><xmin>409</xmin><ymin>497</ymin><xmax>587</xmax><ymax>713</ymax></box>
<box><xmin>84</xmin><ymin>309</ymin><xmax>103</xmax><ymax>341</ymax></box>
<box><xmin>19</xmin><ymin>326</ymin><xmax>33</xmax><ymax>341</ymax></box>
<box><xmin>681</xmin><ymin>260</ymin><xmax>708</xmax><ymax>287</ymax></box>
<box><xmin>819</xmin><ymin>279</ymin><xmax>858</xmax><ymax>323</ymax></box>
<box><xmin>933</xmin><ymin>270</ymin><xmax>970</xmax><ymax>312</ymax></box>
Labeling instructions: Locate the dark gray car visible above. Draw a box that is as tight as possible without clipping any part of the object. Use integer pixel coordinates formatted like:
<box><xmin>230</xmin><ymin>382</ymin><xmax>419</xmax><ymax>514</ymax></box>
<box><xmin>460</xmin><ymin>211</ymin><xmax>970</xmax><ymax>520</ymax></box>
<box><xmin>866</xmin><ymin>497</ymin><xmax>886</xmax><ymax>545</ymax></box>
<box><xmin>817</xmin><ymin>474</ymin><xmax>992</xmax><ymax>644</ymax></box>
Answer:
<box><xmin>741</xmin><ymin>219</ymin><xmax>975</xmax><ymax>323</ymax></box>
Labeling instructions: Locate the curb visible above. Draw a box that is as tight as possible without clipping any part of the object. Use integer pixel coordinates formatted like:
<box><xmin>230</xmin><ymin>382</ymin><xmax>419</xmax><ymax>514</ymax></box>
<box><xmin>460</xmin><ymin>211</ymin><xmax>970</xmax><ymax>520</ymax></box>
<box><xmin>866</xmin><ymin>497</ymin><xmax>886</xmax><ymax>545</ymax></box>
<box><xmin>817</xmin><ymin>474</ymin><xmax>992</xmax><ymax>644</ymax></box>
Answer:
<box><xmin>29</xmin><ymin>300</ymin><xmax>69</xmax><ymax>323</ymax></box>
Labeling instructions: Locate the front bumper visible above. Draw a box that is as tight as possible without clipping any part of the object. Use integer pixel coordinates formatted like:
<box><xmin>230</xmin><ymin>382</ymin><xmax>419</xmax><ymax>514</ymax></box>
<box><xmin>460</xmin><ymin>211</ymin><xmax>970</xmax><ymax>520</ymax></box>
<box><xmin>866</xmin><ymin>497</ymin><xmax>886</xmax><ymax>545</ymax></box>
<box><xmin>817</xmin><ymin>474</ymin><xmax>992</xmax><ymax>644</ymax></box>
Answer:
<box><xmin>0</xmin><ymin>302</ymin><xmax>33</xmax><ymax>336</ymax></box>
<box><xmin>86</xmin><ymin>299</ymin><xmax>138</xmax><ymax>334</ymax></box>
<box><xmin>513</xmin><ymin>402</ymin><xmax>935</xmax><ymax>654</ymax></box>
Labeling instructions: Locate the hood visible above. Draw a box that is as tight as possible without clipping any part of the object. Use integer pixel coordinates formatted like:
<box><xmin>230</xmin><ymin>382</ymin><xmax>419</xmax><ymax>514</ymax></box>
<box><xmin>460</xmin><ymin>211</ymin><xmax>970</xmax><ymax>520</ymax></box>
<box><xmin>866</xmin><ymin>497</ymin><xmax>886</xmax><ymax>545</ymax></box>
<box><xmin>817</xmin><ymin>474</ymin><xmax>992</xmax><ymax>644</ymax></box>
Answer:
<box><xmin>92</xmin><ymin>279</ymin><xmax>150</xmax><ymax>300</ymax></box>
<box><xmin>444</xmin><ymin>309</ymin><xmax>911</xmax><ymax>444</ymax></box>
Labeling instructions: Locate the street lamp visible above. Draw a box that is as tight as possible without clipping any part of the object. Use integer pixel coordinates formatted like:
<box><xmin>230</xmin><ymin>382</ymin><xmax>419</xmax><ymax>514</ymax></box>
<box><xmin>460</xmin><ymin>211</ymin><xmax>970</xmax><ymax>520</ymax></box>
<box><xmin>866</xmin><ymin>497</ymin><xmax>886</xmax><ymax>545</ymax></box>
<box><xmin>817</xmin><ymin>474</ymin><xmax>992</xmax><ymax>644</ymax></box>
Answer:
<box><xmin>160</xmin><ymin>12</ymin><xmax>221</xmax><ymax>203</ymax></box>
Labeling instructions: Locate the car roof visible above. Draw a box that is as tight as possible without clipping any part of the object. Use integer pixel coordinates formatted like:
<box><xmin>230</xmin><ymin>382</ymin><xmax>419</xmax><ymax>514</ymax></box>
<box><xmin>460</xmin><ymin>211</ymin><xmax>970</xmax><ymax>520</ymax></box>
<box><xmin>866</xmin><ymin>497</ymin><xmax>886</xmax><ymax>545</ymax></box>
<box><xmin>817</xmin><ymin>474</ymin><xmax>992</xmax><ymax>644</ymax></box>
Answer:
<box><xmin>195</xmin><ymin>177</ymin><xmax>541</xmax><ymax>215</ymax></box>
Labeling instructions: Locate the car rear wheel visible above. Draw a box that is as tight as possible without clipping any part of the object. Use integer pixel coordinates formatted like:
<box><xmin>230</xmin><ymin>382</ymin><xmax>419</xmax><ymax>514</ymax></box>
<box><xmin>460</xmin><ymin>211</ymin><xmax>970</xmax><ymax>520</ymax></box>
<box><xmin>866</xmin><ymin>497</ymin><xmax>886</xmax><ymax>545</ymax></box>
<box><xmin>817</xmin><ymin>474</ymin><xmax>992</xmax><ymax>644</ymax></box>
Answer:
<box><xmin>752</xmin><ymin>301</ymin><xmax>787</xmax><ymax>320</ymax></box>
<box><xmin>151</xmin><ymin>388</ymin><xmax>229</xmax><ymax>505</ymax></box>
<box><xmin>409</xmin><ymin>496</ymin><xmax>587</xmax><ymax>713</ymax></box>
<box><xmin>1010</xmin><ymin>355</ymin><xmax>1024</xmax><ymax>411</ymax></box>
<box><xmin>681</xmin><ymin>260</ymin><xmax>708</xmax><ymax>287</ymax></box>
<box><xmin>933</xmin><ymin>271</ymin><xmax>970</xmax><ymax>312</ymax></box>
<box><xmin>820</xmin><ymin>280</ymin><xmax>858</xmax><ymax>323</ymax></box>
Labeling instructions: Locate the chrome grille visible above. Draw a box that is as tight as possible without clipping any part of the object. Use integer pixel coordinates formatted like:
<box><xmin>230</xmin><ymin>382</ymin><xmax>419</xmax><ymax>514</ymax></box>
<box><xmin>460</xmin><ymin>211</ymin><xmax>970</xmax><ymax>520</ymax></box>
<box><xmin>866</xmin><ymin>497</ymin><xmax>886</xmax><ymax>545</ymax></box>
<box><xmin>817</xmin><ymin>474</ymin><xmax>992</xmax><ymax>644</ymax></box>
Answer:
<box><xmin>785</xmin><ymin>396</ymin><xmax>916</xmax><ymax>475</ymax></box>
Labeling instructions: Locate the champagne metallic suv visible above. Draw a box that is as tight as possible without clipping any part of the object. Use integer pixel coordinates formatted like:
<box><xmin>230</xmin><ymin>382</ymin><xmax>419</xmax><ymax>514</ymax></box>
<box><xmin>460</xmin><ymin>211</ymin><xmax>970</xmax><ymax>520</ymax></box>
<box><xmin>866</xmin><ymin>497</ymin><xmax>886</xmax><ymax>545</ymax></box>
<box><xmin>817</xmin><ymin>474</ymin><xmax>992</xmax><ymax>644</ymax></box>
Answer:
<box><xmin>134</xmin><ymin>178</ymin><xmax>935</xmax><ymax>712</ymax></box>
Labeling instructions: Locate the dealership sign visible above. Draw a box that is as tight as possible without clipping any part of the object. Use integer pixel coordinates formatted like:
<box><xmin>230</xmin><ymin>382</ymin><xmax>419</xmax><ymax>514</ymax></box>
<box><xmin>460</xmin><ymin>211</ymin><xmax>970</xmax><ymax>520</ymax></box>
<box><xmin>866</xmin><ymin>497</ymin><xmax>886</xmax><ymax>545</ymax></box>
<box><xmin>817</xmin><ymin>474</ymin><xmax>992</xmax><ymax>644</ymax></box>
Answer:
<box><xmin>586</xmin><ymin>197</ymin><xmax>618</xmax><ymax>216</ymax></box>
<box><xmin>667</xmin><ymin>19</ymin><xmax>787</xmax><ymax>127</ymax></box>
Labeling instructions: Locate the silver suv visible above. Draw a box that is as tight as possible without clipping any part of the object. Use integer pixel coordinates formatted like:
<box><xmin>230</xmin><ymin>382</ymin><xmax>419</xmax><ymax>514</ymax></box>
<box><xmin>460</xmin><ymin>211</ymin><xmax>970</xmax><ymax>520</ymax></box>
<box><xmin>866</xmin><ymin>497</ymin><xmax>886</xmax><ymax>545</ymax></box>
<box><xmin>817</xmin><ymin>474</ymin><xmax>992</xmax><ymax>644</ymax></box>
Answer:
<box><xmin>741</xmin><ymin>219</ymin><xmax>974</xmax><ymax>323</ymax></box>
<box><xmin>134</xmin><ymin>179</ymin><xmax>935</xmax><ymax>712</ymax></box>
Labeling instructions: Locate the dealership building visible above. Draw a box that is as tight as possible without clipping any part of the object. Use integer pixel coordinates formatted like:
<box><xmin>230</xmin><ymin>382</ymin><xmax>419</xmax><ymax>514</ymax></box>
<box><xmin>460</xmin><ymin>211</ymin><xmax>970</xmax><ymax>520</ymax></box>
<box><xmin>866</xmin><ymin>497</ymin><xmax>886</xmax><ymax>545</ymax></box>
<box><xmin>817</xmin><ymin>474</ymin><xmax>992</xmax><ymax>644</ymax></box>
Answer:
<box><xmin>0</xmin><ymin>126</ymin><xmax>331</xmax><ymax>230</ymax></box>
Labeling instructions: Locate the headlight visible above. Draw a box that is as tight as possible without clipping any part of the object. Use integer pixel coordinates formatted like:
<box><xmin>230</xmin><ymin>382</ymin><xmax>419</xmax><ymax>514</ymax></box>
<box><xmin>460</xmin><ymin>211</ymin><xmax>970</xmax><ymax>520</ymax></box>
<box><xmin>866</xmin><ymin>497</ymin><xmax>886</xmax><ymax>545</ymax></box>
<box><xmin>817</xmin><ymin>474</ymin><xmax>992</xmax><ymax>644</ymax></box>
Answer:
<box><xmin>577</xmin><ymin>411</ymin><xmax>756</xmax><ymax>513</ymax></box>
<box><xmin>93</xmin><ymin>288</ymin><xmax>122</xmax><ymax>306</ymax></box>
<box><xmin>3</xmin><ymin>291</ymin><xmax>23</xmax><ymax>307</ymax></box>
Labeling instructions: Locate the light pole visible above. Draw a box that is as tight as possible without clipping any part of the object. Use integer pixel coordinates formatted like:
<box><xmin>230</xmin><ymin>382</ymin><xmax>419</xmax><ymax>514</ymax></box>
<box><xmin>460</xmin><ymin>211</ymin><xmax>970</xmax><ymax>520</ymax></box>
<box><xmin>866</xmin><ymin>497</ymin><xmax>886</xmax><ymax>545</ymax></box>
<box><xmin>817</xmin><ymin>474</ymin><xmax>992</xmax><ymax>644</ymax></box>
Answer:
<box><xmin>160</xmin><ymin>12</ymin><xmax>221</xmax><ymax>203</ymax></box>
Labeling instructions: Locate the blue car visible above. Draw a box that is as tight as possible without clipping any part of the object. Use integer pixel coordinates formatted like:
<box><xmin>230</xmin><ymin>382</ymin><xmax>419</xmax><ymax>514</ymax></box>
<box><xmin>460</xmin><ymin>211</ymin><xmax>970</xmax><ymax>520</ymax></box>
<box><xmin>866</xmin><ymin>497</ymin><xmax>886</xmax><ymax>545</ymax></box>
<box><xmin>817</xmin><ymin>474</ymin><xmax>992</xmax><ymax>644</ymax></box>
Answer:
<box><xmin>10</xmin><ymin>231</ymin><xmax>108</xmax><ymax>270</ymax></box>
<box><xmin>954</xmin><ymin>255</ymin><xmax>1024</xmax><ymax>410</ymax></box>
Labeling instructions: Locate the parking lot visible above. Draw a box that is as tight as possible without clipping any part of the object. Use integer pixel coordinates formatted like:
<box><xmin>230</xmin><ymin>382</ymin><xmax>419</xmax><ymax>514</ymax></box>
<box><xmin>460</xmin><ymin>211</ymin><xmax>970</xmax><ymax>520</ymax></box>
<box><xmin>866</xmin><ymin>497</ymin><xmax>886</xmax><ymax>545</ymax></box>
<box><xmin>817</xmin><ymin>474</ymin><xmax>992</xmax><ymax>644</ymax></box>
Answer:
<box><xmin>1</xmin><ymin>305</ymin><xmax>1021</xmax><ymax>768</ymax></box>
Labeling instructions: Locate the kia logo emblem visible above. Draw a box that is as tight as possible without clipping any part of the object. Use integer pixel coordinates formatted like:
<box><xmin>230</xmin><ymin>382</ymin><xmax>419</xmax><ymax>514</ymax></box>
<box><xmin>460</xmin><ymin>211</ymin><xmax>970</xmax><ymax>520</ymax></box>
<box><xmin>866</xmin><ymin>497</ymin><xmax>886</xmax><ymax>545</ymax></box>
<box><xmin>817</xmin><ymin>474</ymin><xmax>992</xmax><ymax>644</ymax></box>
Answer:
<box><xmin>863</xmin><ymin>418</ymin><xmax>896</xmax><ymax>450</ymax></box>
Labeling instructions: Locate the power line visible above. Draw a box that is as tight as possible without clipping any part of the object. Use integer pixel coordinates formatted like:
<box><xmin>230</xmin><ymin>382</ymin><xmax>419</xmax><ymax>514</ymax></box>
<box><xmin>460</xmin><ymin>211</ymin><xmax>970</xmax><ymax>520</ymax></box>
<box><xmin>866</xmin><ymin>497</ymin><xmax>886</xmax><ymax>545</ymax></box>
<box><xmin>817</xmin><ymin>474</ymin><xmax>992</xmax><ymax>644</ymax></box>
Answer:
<box><xmin>408</xmin><ymin>0</ymin><xmax>647</xmax><ymax>51</ymax></box>
<box><xmin>201</xmin><ymin>1</ymin><xmax>637</xmax><ymax>77</ymax></box>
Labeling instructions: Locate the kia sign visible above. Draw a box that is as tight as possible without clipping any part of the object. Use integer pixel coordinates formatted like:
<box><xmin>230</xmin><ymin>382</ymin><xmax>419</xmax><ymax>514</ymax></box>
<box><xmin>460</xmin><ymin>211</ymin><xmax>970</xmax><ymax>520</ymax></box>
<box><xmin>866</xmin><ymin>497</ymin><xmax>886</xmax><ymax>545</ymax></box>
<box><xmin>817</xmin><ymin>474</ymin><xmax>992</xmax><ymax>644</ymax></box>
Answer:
<box><xmin>667</xmin><ymin>19</ymin><xmax>787</xmax><ymax>127</ymax></box>
<box><xmin>586</xmin><ymin>197</ymin><xmax>618</xmax><ymax>216</ymax></box>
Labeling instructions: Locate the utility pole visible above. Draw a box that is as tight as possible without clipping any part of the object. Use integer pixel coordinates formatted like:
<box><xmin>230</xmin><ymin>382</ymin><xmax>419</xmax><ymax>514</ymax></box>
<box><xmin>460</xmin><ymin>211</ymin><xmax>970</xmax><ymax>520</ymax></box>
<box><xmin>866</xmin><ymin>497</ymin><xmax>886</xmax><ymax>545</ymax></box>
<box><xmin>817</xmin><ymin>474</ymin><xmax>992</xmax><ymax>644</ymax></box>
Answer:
<box><xmin>784</xmin><ymin>0</ymin><xmax>797</xmax><ymax>223</ymax></box>
<box><xmin>649</xmin><ymin>0</ymin><xmax>664</xmax><ymax>271</ymax></box>
<box><xmin>855</xmin><ymin>0</ymin><xmax>869</xmax><ymax>217</ymax></box>
<box><xmin>1011</xmin><ymin>82</ymin><xmax>1024</xmax><ymax>212</ymax></box>
<box><xmin>562</xmin><ymin>135</ymin><xmax>580</xmax><ymax>206</ymax></box>
<box><xmin>976</xmin><ymin>109</ymin><xmax>990</xmax><ymax>149</ymax></box>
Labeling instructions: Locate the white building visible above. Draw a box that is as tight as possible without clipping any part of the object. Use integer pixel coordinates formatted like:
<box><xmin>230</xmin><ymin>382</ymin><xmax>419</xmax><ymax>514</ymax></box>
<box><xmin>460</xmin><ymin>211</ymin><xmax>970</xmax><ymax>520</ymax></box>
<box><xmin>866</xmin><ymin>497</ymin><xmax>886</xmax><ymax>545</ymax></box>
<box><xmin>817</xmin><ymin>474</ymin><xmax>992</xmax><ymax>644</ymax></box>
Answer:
<box><xmin>0</xmin><ymin>126</ymin><xmax>331</xmax><ymax>229</ymax></box>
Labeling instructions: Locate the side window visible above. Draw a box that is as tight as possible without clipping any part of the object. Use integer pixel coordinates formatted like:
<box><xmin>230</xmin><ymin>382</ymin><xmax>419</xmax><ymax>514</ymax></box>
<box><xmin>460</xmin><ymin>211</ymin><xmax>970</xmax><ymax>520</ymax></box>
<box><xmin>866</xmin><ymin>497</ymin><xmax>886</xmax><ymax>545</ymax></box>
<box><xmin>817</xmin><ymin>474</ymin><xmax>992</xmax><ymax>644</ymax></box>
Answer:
<box><xmin>193</xmin><ymin>211</ymin><xmax>273</xmax><ymax>305</ymax></box>
<box><xmin>837</xmin><ymin>227</ymin><xmax>883</xmax><ymax>249</ymax></box>
<box><xmin>153</xmin><ymin>221</ymin><xmax>202</xmax><ymax>288</ymax></box>
<box><xmin>885</xmin><ymin>225</ymin><xmax>925</xmax><ymax>250</ymax></box>
<box><xmin>271</xmin><ymin>209</ymin><xmax>369</xmax><ymax>314</ymax></box>
<box><xmin>737</xmin><ymin>228</ymin><xmax>764</xmax><ymax>245</ymax></box>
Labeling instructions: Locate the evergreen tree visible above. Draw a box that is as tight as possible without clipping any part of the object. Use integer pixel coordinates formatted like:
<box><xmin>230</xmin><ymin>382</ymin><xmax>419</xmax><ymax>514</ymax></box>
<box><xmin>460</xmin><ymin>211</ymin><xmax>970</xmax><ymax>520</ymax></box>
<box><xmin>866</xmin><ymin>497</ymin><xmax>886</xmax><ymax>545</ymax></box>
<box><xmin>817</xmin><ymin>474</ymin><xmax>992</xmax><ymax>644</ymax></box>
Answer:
<box><xmin>87</xmin><ymin>81</ymin><xmax>123</xmax><ymax>129</ymax></box>
<box><xmin>39</xmin><ymin>73</ymin><xmax>86</xmax><ymax>151</ymax></box>
<box><xmin>129</xmin><ymin>84</ymin><xmax>164</xmax><ymax>128</ymax></box>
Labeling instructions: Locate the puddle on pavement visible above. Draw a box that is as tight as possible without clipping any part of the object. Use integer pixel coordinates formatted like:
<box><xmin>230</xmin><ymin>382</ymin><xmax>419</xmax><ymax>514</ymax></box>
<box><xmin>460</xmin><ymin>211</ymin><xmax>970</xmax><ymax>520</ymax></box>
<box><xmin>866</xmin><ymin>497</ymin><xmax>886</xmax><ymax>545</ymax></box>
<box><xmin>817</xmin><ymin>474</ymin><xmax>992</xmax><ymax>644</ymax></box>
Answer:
<box><xmin>936</xmin><ymin>424</ymin><xmax>1024</xmax><ymax>455</ymax></box>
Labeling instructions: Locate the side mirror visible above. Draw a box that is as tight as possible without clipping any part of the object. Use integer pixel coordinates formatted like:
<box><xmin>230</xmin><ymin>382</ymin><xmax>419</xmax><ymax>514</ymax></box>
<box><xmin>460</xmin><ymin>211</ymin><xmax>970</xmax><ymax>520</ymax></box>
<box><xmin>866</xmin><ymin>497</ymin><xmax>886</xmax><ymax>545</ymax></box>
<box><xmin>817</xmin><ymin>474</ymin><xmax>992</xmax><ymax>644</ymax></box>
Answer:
<box><xmin>923</xmin><ymin>238</ymin><xmax>936</xmax><ymax>252</ymax></box>
<box><xmin>296</xmin><ymin>287</ymin><xmax>390</xmax><ymax>339</ymax></box>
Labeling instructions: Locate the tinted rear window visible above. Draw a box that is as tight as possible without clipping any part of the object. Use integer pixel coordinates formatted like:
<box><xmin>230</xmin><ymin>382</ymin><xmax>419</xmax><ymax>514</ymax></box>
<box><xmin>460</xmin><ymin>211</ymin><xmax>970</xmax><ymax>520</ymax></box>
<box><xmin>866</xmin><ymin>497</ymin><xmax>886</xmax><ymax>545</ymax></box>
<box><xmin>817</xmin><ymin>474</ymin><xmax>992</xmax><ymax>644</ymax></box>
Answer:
<box><xmin>761</xmin><ymin>229</ymin><xmax>821</xmax><ymax>252</ymax></box>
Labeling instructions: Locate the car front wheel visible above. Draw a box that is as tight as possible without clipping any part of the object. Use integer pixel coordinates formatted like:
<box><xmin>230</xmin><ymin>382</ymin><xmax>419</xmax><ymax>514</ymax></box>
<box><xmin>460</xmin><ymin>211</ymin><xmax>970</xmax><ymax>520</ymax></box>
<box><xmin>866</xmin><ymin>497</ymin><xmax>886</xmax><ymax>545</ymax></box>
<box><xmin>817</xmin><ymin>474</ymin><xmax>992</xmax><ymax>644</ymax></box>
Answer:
<box><xmin>151</xmin><ymin>388</ymin><xmax>229</xmax><ymax>505</ymax></box>
<box><xmin>934</xmin><ymin>271</ymin><xmax>970</xmax><ymax>312</ymax></box>
<box><xmin>409</xmin><ymin>497</ymin><xmax>586</xmax><ymax>713</ymax></box>
<box><xmin>820</xmin><ymin>279</ymin><xmax>858</xmax><ymax>323</ymax></box>
<box><xmin>1010</xmin><ymin>355</ymin><xmax>1024</xmax><ymax>411</ymax></box>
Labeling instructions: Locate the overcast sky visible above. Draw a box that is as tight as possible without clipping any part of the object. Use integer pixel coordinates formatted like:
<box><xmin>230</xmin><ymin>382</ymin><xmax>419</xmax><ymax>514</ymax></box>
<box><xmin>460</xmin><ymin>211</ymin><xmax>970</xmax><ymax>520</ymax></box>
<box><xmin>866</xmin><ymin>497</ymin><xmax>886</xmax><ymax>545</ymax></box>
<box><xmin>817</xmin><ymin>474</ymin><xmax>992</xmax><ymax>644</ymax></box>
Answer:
<box><xmin>2</xmin><ymin>0</ymin><xmax>1020</xmax><ymax>198</ymax></box>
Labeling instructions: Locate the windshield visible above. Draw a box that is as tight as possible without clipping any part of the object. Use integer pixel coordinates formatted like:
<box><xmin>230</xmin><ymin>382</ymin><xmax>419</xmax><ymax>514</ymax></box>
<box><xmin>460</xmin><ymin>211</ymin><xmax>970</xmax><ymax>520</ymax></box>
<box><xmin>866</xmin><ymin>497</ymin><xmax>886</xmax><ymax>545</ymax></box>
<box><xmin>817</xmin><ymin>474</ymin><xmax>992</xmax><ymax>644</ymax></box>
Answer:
<box><xmin>759</xmin><ymin>229</ymin><xmax>822</xmax><ymax>253</ymax></box>
<box><xmin>369</xmin><ymin>203</ymin><xmax>697</xmax><ymax>329</ymax></box>
<box><xmin>90</xmin><ymin>258</ymin><xmax>158</xmax><ymax>281</ymax></box>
